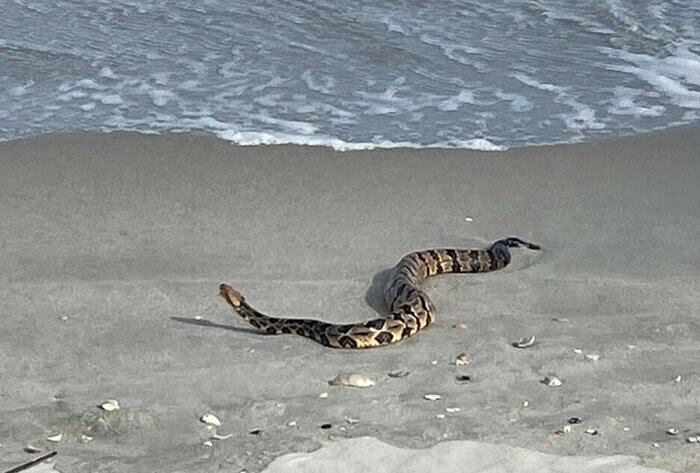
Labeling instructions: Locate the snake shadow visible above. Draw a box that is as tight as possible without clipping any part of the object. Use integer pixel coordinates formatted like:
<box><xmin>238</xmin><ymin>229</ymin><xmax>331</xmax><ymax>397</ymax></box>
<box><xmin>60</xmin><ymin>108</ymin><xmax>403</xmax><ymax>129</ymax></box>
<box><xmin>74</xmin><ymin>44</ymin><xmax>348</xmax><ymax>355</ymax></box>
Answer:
<box><xmin>364</xmin><ymin>268</ymin><xmax>392</xmax><ymax>316</ymax></box>
<box><xmin>170</xmin><ymin>316</ymin><xmax>267</xmax><ymax>336</ymax></box>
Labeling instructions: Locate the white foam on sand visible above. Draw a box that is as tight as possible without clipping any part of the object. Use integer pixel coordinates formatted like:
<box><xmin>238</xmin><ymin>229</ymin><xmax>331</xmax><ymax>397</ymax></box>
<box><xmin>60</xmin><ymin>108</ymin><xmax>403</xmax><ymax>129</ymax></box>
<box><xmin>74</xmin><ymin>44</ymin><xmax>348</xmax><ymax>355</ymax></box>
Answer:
<box><xmin>261</xmin><ymin>437</ymin><xmax>671</xmax><ymax>473</ymax></box>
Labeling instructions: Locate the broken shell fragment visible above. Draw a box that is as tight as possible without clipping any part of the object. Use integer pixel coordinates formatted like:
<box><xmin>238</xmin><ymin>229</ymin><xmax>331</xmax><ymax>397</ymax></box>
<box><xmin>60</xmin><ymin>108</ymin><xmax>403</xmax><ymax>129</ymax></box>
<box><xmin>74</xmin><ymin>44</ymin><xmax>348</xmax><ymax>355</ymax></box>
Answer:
<box><xmin>24</xmin><ymin>445</ymin><xmax>41</xmax><ymax>453</ymax></box>
<box><xmin>555</xmin><ymin>425</ymin><xmax>572</xmax><ymax>434</ymax></box>
<box><xmin>319</xmin><ymin>392</ymin><xmax>329</xmax><ymax>399</ymax></box>
<box><xmin>674</xmin><ymin>375</ymin><xmax>682</xmax><ymax>383</ymax></box>
<box><xmin>435</xmin><ymin>414</ymin><xmax>446</xmax><ymax>419</ymax></box>
<box><xmin>687</xmin><ymin>436</ymin><xmax>699</xmax><ymax>443</ymax></box>
<box><xmin>345</xmin><ymin>416</ymin><xmax>360</xmax><ymax>425</ymax></box>
<box><xmin>46</xmin><ymin>433</ymin><xmax>62</xmax><ymax>442</ymax></box>
<box><xmin>211</xmin><ymin>433</ymin><xmax>233</xmax><ymax>440</ymax></box>
<box><xmin>329</xmin><ymin>373</ymin><xmax>375</xmax><ymax>388</ymax></box>
<box><xmin>454</xmin><ymin>352</ymin><xmax>472</xmax><ymax>366</ymax></box>
<box><xmin>585</xmin><ymin>428</ymin><xmax>599</xmax><ymax>435</ymax></box>
<box><xmin>203</xmin><ymin>440</ymin><xmax>213</xmax><ymax>447</ymax></box>
<box><xmin>452</xmin><ymin>322</ymin><xmax>467</xmax><ymax>329</ymax></box>
<box><xmin>585</xmin><ymin>354</ymin><xmax>600</xmax><ymax>361</ymax></box>
<box><xmin>512</xmin><ymin>335</ymin><xmax>536</xmax><ymax>348</ymax></box>
<box><xmin>424</xmin><ymin>394</ymin><xmax>442</xmax><ymax>401</ymax></box>
<box><xmin>387</xmin><ymin>370</ymin><xmax>410</xmax><ymax>378</ymax></box>
<box><xmin>100</xmin><ymin>399</ymin><xmax>120</xmax><ymax>411</ymax></box>
<box><xmin>445</xmin><ymin>407</ymin><xmax>460</xmax><ymax>413</ymax></box>
<box><xmin>199</xmin><ymin>413</ymin><xmax>221</xmax><ymax>427</ymax></box>
<box><xmin>573</xmin><ymin>349</ymin><xmax>583</xmax><ymax>355</ymax></box>
<box><xmin>542</xmin><ymin>376</ymin><xmax>563</xmax><ymax>387</ymax></box>
<box><xmin>80</xmin><ymin>434</ymin><xmax>93</xmax><ymax>443</ymax></box>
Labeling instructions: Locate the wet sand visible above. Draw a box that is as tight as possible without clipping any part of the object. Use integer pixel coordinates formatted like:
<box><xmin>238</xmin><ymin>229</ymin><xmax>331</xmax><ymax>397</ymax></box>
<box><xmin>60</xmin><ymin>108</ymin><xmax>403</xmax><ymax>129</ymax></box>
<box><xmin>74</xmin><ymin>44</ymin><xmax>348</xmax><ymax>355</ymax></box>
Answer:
<box><xmin>0</xmin><ymin>129</ymin><xmax>697</xmax><ymax>472</ymax></box>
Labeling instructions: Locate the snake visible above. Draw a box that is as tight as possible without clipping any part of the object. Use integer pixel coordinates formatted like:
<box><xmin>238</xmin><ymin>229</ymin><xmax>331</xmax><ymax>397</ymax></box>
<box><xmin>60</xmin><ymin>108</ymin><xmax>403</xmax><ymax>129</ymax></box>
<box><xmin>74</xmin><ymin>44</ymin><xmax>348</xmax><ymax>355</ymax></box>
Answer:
<box><xmin>219</xmin><ymin>237</ymin><xmax>540</xmax><ymax>349</ymax></box>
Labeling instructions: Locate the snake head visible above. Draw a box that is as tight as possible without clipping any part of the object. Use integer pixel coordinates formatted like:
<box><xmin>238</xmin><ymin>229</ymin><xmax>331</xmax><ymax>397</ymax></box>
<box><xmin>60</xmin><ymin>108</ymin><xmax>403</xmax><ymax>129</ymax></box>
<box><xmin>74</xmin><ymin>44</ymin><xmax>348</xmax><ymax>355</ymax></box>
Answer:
<box><xmin>219</xmin><ymin>283</ymin><xmax>244</xmax><ymax>308</ymax></box>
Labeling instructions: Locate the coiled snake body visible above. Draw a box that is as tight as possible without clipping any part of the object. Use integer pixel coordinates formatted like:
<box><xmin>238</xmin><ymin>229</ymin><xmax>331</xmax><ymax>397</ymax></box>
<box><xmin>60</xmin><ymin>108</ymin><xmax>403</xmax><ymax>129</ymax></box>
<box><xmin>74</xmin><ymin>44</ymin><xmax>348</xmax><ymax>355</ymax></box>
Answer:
<box><xmin>219</xmin><ymin>237</ymin><xmax>540</xmax><ymax>349</ymax></box>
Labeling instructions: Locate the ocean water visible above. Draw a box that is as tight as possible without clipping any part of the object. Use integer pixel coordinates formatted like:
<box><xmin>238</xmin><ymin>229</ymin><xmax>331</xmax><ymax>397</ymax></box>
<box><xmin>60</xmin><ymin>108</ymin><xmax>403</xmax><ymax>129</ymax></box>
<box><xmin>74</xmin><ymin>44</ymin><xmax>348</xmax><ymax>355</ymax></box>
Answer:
<box><xmin>1</xmin><ymin>0</ymin><xmax>699</xmax><ymax>150</ymax></box>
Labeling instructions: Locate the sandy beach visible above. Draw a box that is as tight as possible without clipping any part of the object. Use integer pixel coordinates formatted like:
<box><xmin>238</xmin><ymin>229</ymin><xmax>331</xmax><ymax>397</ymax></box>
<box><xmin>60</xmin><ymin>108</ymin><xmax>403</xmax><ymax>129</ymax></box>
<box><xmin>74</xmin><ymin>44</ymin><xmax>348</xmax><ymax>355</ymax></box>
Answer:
<box><xmin>0</xmin><ymin>130</ymin><xmax>698</xmax><ymax>472</ymax></box>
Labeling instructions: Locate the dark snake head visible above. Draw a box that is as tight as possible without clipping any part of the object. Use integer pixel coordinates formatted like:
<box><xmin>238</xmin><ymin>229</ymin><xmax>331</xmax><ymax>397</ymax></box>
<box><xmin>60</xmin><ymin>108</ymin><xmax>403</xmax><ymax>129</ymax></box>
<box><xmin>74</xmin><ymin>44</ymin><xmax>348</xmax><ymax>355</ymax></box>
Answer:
<box><xmin>219</xmin><ymin>283</ymin><xmax>245</xmax><ymax>308</ymax></box>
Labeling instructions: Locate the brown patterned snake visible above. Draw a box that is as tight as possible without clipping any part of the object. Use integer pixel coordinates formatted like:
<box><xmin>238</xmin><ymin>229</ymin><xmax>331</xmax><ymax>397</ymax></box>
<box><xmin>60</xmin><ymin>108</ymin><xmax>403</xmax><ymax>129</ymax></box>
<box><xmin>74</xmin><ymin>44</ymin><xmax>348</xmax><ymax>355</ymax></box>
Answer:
<box><xmin>219</xmin><ymin>237</ymin><xmax>540</xmax><ymax>348</ymax></box>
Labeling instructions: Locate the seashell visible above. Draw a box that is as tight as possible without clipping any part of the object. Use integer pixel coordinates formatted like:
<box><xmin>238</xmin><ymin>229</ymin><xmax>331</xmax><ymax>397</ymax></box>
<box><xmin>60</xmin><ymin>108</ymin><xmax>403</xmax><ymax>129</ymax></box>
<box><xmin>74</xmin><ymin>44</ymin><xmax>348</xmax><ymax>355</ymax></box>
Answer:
<box><xmin>573</xmin><ymin>348</ymin><xmax>583</xmax><ymax>354</ymax></box>
<box><xmin>211</xmin><ymin>433</ymin><xmax>233</xmax><ymax>440</ymax></box>
<box><xmin>687</xmin><ymin>436</ymin><xmax>699</xmax><ymax>443</ymax></box>
<box><xmin>203</xmin><ymin>440</ymin><xmax>213</xmax><ymax>447</ymax></box>
<box><xmin>435</xmin><ymin>414</ymin><xmax>446</xmax><ymax>419</ymax></box>
<box><xmin>387</xmin><ymin>370</ymin><xmax>410</xmax><ymax>378</ymax></box>
<box><xmin>24</xmin><ymin>445</ymin><xmax>41</xmax><ymax>453</ymax></box>
<box><xmin>199</xmin><ymin>413</ymin><xmax>221</xmax><ymax>427</ymax></box>
<box><xmin>454</xmin><ymin>352</ymin><xmax>471</xmax><ymax>366</ymax></box>
<box><xmin>46</xmin><ymin>433</ymin><xmax>62</xmax><ymax>442</ymax></box>
<box><xmin>522</xmin><ymin>400</ymin><xmax>530</xmax><ymax>408</ymax></box>
<box><xmin>568</xmin><ymin>417</ymin><xmax>582</xmax><ymax>424</ymax></box>
<box><xmin>452</xmin><ymin>322</ymin><xmax>467</xmax><ymax>329</ymax></box>
<box><xmin>585</xmin><ymin>354</ymin><xmax>600</xmax><ymax>361</ymax></box>
<box><xmin>445</xmin><ymin>407</ymin><xmax>460</xmax><ymax>413</ymax></box>
<box><xmin>424</xmin><ymin>393</ymin><xmax>442</xmax><ymax>401</ymax></box>
<box><xmin>674</xmin><ymin>375</ymin><xmax>682</xmax><ymax>383</ymax></box>
<box><xmin>667</xmin><ymin>428</ymin><xmax>679</xmax><ymax>435</ymax></box>
<box><xmin>80</xmin><ymin>434</ymin><xmax>93</xmax><ymax>443</ymax></box>
<box><xmin>101</xmin><ymin>399</ymin><xmax>120</xmax><ymax>411</ymax></box>
<box><xmin>512</xmin><ymin>335</ymin><xmax>536</xmax><ymax>348</ymax></box>
<box><xmin>319</xmin><ymin>392</ymin><xmax>329</xmax><ymax>398</ymax></box>
<box><xmin>329</xmin><ymin>373</ymin><xmax>375</xmax><ymax>388</ymax></box>
<box><xmin>585</xmin><ymin>428</ymin><xmax>598</xmax><ymax>435</ymax></box>
<box><xmin>542</xmin><ymin>376</ymin><xmax>563</xmax><ymax>387</ymax></box>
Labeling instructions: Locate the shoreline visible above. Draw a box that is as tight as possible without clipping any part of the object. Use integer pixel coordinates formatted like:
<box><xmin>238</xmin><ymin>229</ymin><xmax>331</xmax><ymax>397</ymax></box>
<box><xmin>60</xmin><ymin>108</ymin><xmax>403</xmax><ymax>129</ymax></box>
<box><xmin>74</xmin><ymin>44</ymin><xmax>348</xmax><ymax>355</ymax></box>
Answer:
<box><xmin>0</xmin><ymin>129</ymin><xmax>697</xmax><ymax>472</ymax></box>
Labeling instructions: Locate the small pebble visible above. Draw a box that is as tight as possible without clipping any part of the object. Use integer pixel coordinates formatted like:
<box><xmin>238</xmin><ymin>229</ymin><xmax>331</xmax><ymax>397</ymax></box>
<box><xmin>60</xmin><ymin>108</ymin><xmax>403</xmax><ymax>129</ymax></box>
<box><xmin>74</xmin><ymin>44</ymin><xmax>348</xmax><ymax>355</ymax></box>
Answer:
<box><xmin>512</xmin><ymin>335</ymin><xmax>536</xmax><ymax>348</ymax></box>
<box><xmin>687</xmin><ymin>436</ymin><xmax>699</xmax><ymax>443</ymax></box>
<box><xmin>101</xmin><ymin>399</ymin><xmax>120</xmax><ymax>412</ymax></box>
<box><xmin>674</xmin><ymin>375</ymin><xmax>682</xmax><ymax>383</ymax></box>
<box><xmin>248</xmin><ymin>429</ymin><xmax>262</xmax><ymax>435</ymax></box>
<box><xmin>194</xmin><ymin>315</ymin><xmax>202</xmax><ymax>320</ymax></box>
<box><xmin>667</xmin><ymin>428</ymin><xmax>679</xmax><ymax>435</ymax></box>
<box><xmin>424</xmin><ymin>393</ymin><xmax>442</xmax><ymax>401</ymax></box>
<box><xmin>573</xmin><ymin>349</ymin><xmax>583</xmax><ymax>355</ymax></box>
<box><xmin>445</xmin><ymin>407</ymin><xmax>460</xmax><ymax>413</ymax></box>
<box><xmin>454</xmin><ymin>352</ymin><xmax>471</xmax><ymax>366</ymax></box>
<box><xmin>456</xmin><ymin>375</ymin><xmax>471</xmax><ymax>382</ymax></box>
<box><xmin>552</xmin><ymin>317</ymin><xmax>569</xmax><ymax>323</ymax></box>
<box><xmin>542</xmin><ymin>376</ymin><xmax>563</xmax><ymax>387</ymax></box>
<box><xmin>585</xmin><ymin>354</ymin><xmax>600</xmax><ymax>361</ymax></box>
<box><xmin>287</xmin><ymin>421</ymin><xmax>297</xmax><ymax>427</ymax></box>
<box><xmin>199</xmin><ymin>413</ymin><xmax>221</xmax><ymax>427</ymax></box>
<box><xmin>80</xmin><ymin>434</ymin><xmax>93</xmax><ymax>443</ymax></box>
<box><xmin>431</xmin><ymin>360</ymin><xmax>438</xmax><ymax>365</ymax></box>
<box><xmin>464</xmin><ymin>217</ymin><xmax>474</xmax><ymax>222</ymax></box>
<box><xmin>555</xmin><ymin>425</ymin><xmax>572</xmax><ymax>434</ymax></box>
<box><xmin>585</xmin><ymin>429</ymin><xmax>599</xmax><ymax>435</ymax></box>
<box><xmin>452</xmin><ymin>322</ymin><xmax>467</xmax><ymax>329</ymax></box>
<box><xmin>652</xmin><ymin>442</ymin><xmax>660</xmax><ymax>448</ymax></box>
<box><xmin>435</xmin><ymin>414</ymin><xmax>446</xmax><ymax>419</ymax></box>
<box><xmin>320</xmin><ymin>423</ymin><xmax>332</xmax><ymax>430</ymax></box>
<box><xmin>24</xmin><ymin>445</ymin><xmax>41</xmax><ymax>453</ymax></box>
<box><xmin>46</xmin><ymin>433</ymin><xmax>62</xmax><ymax>442</ymax></box>
<box><xmin>568</xmin><ymin>417</ymin><xmax>582</xmax><ymax>424</ymax></box>
<box><xmin>319</xmin><ymin>392</ymin><xmax>329</xmax><ymax>399</ymax></box>
<box><xmin>58</xmin><ymin>315</ymin><xmax>69</xmax><ymax>321</ymax></box>
<box><xmin>387</xmin><ymin>370</ymin><xmax>410</xmax><ymax>378</ymax></box>
<box><xmin>339</xmin><ymin>426</ymin><xmax>346</xmax><ymax>432</ymax></box>
<box><xmin>522</xmin><ymin>400</ymin><xmax>530</xmax><ymax>408</ymax></box>
<box><xmin>623</xmin><ymin>427</ymin><xmax>630</xmax><ymax>432</ymax></box>
<box><xmin>330</xmin><ymin>373</ymin><xmax>375</xmax><ymax>388</ymax></box>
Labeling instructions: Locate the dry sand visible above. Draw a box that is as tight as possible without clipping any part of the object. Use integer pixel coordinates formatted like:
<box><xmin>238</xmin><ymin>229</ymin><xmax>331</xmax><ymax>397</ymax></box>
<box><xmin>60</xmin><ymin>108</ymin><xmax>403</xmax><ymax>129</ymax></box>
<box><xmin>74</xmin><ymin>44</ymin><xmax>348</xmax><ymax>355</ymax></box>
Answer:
<box><xmin>0</xmin><ymin>130</ymin><xmax>697</xmax><ymax>472</ymax></box>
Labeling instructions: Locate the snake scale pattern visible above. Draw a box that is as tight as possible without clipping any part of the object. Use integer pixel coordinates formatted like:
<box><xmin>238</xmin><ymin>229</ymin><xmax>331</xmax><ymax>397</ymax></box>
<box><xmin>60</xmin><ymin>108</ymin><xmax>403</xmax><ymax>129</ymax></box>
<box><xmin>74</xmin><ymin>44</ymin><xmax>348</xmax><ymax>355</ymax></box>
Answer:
<box><xmin>219</xmin><ymin>237</ymin><xmax>540</xmax><ymax>349</ymax></box>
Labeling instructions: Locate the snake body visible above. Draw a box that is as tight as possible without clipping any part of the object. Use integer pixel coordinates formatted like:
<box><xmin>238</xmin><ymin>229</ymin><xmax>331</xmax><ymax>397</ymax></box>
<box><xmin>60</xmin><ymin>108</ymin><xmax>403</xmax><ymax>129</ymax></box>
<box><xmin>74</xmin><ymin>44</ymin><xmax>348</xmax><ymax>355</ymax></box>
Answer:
<box><xmin>219</xmin><ymin>237</ymin><xmax>540</xmax><ymax>349</ymax></box>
